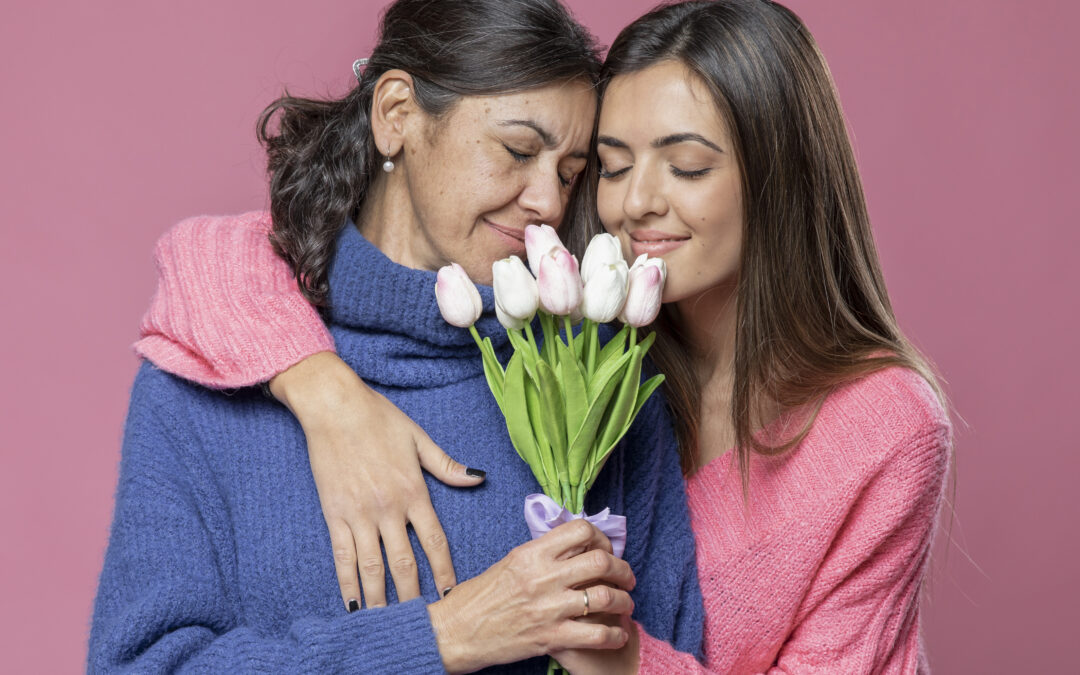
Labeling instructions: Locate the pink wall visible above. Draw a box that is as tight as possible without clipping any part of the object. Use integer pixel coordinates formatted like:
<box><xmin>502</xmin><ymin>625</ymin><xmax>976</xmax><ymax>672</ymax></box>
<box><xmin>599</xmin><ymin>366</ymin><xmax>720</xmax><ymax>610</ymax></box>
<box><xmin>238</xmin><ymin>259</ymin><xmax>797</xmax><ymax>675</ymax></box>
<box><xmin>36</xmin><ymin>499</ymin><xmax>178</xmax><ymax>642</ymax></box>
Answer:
<box><xmin>2</xmin><ymin>1</ymin><xmax>1075</xmax><ymax>671</ymax></box>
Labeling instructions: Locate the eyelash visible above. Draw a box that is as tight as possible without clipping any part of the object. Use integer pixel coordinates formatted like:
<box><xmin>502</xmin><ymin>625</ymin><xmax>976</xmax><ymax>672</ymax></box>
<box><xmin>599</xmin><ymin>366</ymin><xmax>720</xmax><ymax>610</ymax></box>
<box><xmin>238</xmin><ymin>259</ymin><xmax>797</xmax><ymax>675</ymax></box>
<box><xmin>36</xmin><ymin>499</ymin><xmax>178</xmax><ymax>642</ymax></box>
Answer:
<box><xmin>505</xmin><ymin>144</ymin><xmax>575</xmax><ymax>187</ymax></box>
<box><xmin>671</xmin><ymin>167</ymin><xmax>711</xmax><ymax>179</ymax></box>
<box><xmin>599</xmin><ymin>165</ymin><xmax>711</xmax><ymax>180</ymax></box>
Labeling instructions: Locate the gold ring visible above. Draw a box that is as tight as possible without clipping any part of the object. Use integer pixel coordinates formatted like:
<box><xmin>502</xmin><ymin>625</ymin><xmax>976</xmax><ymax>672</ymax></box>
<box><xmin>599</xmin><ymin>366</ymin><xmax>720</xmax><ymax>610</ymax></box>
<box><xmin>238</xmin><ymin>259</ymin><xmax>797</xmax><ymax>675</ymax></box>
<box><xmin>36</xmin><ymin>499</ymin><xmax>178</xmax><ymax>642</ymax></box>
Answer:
<box><xmin>582</xmin><ymin>589</ymin><xmax>590</xmax><ymax>617</ymax></box>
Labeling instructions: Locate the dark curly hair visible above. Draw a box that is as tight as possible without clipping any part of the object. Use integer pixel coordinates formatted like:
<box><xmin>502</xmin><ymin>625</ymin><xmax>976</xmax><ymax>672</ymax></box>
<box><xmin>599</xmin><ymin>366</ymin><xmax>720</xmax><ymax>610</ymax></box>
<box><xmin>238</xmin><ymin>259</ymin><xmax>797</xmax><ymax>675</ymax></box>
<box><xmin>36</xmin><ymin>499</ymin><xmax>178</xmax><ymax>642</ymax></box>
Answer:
<box><xmin>257</xmin><ymin>0</ymin><xmax>601</xmax><ymax>306</ymax></box>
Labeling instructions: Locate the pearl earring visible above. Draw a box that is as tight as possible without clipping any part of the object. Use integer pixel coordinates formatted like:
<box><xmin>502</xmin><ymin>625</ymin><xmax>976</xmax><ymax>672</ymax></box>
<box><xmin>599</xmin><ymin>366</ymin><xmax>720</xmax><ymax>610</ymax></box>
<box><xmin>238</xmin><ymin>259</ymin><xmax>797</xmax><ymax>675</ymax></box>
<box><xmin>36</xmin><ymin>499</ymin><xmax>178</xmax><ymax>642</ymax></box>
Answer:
<box><xmin>382</xmin><ymin>146</ymin><xmax>395</xmax><ymax>173</ymax></box>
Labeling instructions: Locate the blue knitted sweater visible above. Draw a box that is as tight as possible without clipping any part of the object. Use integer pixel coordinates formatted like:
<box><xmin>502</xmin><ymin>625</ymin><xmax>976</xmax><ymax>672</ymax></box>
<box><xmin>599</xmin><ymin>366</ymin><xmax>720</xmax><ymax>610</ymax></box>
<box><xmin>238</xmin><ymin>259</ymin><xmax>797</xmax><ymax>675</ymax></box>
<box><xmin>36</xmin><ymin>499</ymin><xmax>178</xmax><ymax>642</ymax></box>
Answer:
<box><xmin>90</xmin><ymin>223</ymin><xmax>704</xmax><ymax>673</ymax></box>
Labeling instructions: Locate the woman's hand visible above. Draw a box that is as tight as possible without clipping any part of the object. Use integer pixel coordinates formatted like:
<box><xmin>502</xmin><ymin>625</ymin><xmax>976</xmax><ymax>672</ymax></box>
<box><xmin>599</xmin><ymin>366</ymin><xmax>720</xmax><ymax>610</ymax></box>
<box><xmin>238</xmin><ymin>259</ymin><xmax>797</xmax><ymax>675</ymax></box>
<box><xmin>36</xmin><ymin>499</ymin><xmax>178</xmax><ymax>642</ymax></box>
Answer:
<box><xmin>551</xmin><ymin>618</ymin><xmax>641</xmax><ymax>675</ymax></box>
<box><xmin>269</xmin><ymin>351</ymin><xmax>485</xmax><ymax>611</ymax></box>
<box><xmin>427</xmin><ymin>520</ymin><xmax>637</xmax><ymax>674</ymax></box>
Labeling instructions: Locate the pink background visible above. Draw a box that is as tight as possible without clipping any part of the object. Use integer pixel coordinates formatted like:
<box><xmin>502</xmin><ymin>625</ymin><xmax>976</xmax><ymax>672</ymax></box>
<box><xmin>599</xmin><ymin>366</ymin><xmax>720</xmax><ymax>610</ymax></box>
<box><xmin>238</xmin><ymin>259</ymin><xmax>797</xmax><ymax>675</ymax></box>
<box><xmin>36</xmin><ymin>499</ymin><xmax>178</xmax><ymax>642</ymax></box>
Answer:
<box><xmin>2</xmin><ymin>1</ymin><xmax>1076</xmax><ymax>672</ymax></box>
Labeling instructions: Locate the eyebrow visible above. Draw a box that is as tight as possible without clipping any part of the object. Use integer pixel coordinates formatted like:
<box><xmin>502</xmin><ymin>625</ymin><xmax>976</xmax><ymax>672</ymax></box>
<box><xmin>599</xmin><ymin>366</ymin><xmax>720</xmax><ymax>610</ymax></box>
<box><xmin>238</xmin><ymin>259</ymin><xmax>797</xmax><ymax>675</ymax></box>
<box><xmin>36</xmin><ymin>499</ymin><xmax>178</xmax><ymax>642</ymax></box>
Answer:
<box><xmin>598</xmin><ymin>133</ymin><xmax>723</xmax><ymax>153</ymax></box>
<box><xmin>499</xmin><ymin>119</ymin><xmax>588</xmax><ymax>159</ymax></box>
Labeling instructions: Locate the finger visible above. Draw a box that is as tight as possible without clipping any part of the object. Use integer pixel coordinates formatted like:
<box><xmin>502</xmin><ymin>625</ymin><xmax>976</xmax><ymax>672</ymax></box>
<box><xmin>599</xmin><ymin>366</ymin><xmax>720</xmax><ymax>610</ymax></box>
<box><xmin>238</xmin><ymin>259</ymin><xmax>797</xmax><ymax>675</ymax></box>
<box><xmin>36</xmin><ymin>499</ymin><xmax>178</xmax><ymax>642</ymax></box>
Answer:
<box><xmin>327</xmin><ymin>518</ymin><xmax>363</xmax><ymax>612</ymax></box>
<box><xmin>353</xmin><ymin>525</ymin><xmax>387</xmax><ymax>608</ymax></box>
<box><xmin>565</xmin><ymin>585</ymin><xmax>634</xmax><ymax>620</ymax></box>
<box><xmin>563</xmin><ymin>548</ymin><xmax>636</xmax><ymax>591</ymax></box>
<box><xmin>550</xmin><ymin>618</ymin><xmax>629</xmax><ymax>651</ymax></box>
<box><xmin>539</xmin><ymin>519</ymin><xmax>614</xmax><ymax>561</ymax></box>
<box><xmin>409</xmin><ymin>502</ymin><xmax>457</xmax><ymax>596</ymax></box>
<box><xmin>415</xmin><ymin>434</ymin><xmax>485</xmax><ymax>487</ymax></box>
<box><xmin>381</xmin><ymin>521</ymin><xmax>422</xmax><ymax>602</ymax></box>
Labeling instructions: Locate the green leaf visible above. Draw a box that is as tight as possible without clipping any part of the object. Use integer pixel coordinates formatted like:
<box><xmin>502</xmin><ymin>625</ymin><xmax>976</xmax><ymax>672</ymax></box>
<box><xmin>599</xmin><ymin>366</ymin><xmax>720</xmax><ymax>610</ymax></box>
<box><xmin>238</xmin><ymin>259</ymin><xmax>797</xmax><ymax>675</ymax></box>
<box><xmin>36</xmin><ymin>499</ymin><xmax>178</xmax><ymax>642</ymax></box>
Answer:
<box><xmin>587</xmin><ymin>347</ymin><xmax>634</xmax><ymax>400</ymax></box>
<box><xmin>501</xmin><ymin>352</ymin><xmax>540</xmax><ymax>468</ymax></box>
<box><xmin>524</xmin><ymin>373</ymin><xmax>556</xmax><ymax>492</ymax></box>
<box><xmin>596</xmin><ymin>324</ymin><xmax>631</xmax><ymax>369</ymax></box>
<box><xmin>589</xmin><ymin>344</ymin><xmax>644</xmax><ymax>480</ymax></box>
<box><xmin>636</xmin><ymin>330</ymin><xmax>658</xmax><ymax>355</ymax></box>
<box><xmin>556</xmin><ymin>339</ymin><xmax>587</xmax><ymax>432</ymax></box>
<box><xmin>478</xmin><ymin>337</ymin><xmax>505</xmax><ymax>409</ymax></box>
<box><xmin>631</xmin><ymin>374</ymin><xmax>665</xmax><ymax>421</ymax></box>
<box><xmin>535</xmin><ymin>359</ymin><xmax>568</xmax><ymax>485</ymax></box>
<box><xmin>566</xmin><ymin>353</ymin><xmax>627</xmax><ymax>486</ymax></box>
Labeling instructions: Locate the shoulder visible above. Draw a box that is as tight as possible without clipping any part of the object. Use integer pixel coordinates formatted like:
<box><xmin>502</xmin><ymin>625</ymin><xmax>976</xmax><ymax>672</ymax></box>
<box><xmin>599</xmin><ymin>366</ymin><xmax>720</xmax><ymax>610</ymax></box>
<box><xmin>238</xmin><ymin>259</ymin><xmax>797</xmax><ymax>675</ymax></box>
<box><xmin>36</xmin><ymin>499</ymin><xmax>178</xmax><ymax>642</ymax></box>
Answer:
<box><xmin>152</xmin><ymin>211</ymin><xmax>272</xmax><ymax>256</ymax></box>
<box><xmin>127</xmin><ymin>361</ymin><xmax>245</xmax><ymax>429</ymax></box>
<box><xmin>806</xmin><ymin>366</ymin><xmax>951</xmax><ymax>475</ymax></box>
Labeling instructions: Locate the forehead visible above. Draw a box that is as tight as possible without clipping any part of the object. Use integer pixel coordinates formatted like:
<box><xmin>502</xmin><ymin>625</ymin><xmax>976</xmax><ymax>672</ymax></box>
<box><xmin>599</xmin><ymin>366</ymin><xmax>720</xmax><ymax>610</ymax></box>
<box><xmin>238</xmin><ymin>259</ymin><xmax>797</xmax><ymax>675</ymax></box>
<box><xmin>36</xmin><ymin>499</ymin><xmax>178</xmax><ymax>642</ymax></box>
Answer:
<box><xmin>452</xmin><ymin>80</ymin><xmax>597</xmax><ymax>148</ymax></box>
<box><xmin>599</xmin><ymin>61</ymin><xmax>729</xmax><ymax>144</ymax></box>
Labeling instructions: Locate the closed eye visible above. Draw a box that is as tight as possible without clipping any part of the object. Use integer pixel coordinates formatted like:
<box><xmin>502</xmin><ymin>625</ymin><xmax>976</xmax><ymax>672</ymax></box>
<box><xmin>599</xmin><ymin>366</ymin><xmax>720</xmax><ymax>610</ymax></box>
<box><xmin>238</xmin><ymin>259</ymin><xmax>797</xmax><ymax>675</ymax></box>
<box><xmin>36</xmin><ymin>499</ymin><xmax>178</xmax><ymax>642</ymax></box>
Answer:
<box><xmin>504</xmin><ymin>144</ymin><xmax>533</xmax><ymax>163</ymax></box>
<box><xmin>670</xmin><ymin>166</ymin><xmax>711</xmax><ymax>179</ymax></box>
<box><xmin>599</xmin><ymin>165</ymin><xmax>630</xmax><ymax>180</ymax></box>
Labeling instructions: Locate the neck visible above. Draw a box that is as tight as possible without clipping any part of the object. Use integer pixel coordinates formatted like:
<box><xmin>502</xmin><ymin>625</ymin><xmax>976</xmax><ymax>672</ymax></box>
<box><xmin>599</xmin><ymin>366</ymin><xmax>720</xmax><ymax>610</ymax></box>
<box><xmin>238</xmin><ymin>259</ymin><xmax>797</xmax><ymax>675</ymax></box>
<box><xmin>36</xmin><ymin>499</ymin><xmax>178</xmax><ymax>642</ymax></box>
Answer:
<box><xmin>674</xmin><ymin>280</ymin><xmax>738</xmax><ymax>386</ymax></box>
<box><xmin>356</xmin><ymin>174</ymin><xmax>443</xmax><ymax>272</ymax></box>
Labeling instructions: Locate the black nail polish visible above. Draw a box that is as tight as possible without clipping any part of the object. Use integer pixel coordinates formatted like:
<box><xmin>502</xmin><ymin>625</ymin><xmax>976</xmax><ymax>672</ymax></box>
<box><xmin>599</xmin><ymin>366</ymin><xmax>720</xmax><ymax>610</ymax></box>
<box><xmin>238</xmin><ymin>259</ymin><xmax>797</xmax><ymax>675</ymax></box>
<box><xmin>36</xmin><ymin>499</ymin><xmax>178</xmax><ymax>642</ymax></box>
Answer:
<box><xmin>347</xmin><ymin>599</ymin><xmax>359</xmax><ymax>613</ymax></box>
<box><xmin>442</xmin><ymin>586</ymin><xmax>453</xmax><ymax>597</ymax></box>
<box><xmin>465</xmin><ymin>467</ymin><xmax>486</xmax><ymax>479</ymax></box>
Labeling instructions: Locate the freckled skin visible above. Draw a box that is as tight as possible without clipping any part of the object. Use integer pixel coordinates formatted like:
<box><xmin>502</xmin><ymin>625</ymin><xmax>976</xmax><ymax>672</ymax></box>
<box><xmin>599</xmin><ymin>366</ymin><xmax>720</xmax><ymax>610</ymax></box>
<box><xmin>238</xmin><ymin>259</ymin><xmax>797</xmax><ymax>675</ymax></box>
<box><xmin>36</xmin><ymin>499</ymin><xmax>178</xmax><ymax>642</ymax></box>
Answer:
<box><xmin>367</xmin><ymin>81</ymin><xmax>596</xmax><ymax>285</ymax></box>
<box><xmin>596</xmin><ymin>61</ymin><xmax>743</xmax><ymax>304</ymax></box>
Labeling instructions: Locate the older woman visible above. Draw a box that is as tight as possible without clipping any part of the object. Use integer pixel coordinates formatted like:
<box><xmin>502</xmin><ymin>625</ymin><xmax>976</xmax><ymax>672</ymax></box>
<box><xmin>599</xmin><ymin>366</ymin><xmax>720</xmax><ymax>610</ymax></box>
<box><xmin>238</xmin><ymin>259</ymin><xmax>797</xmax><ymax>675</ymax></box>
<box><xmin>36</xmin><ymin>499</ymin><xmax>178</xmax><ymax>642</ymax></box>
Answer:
<box><xmin>88</xmin><ymin>1</ymin><xmax>704</xmax><ymax>672</ymax></box>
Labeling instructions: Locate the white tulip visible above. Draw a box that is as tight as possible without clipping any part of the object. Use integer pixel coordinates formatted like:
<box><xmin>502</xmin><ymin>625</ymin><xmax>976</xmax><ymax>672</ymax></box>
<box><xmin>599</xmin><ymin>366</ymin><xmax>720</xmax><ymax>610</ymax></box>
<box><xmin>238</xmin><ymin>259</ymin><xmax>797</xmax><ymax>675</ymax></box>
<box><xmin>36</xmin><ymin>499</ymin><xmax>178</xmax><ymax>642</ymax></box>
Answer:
<box><xmin>581</xmin><ymin>259</ymin><xmax>629</xmax><ymax>323</ymax></box>
<box><xmin>435</xmin><ymin>263</ymin><xmax>483</xmax><ymax>328</ymax></box>
<box><xmin>492</xmin><ymin>256</ymin><xmax>539</xmax><ymax>327</ymax></box>
<box><xmin>580</xmin><ymin>233</ymin><xmax>624</xmax><ymax>284</ymax></box>
<box><xmin>495</xmin><ymin>303</ymin><xmax>527</xmax><ymax>331</ymax></box>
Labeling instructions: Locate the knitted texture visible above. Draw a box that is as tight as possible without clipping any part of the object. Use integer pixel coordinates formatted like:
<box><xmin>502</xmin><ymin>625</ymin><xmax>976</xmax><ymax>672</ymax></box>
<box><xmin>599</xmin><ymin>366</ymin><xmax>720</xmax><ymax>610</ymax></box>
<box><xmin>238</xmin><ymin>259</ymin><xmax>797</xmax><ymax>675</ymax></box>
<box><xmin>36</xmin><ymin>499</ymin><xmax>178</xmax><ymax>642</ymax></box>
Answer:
<box><xmin>91</xmin><ymin>218</ymin><xmax>705</xmax><ymax>673</ymax></box>
<box><xmin>132</xmin><ymin>212</ymin><xmax>949</xmax><ymax>672</ymax></box>
<box><xmin>135</xmin><ymin>211</ymin><xmax>336</xmax><ymax>388</ymax></box>
<box><xmin>636</xmin><ymin>366</ymin><xmax>951</xmax><ymax>674</ymax></box>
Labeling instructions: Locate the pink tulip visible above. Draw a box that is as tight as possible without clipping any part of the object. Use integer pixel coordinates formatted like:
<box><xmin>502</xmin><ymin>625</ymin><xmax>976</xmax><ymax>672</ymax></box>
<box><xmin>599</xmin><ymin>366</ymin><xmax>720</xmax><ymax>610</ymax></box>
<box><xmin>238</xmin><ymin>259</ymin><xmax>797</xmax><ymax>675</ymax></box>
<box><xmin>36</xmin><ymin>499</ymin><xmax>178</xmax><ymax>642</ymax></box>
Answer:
<box><xmin>524</xmin><ymin>224</ymin><xmax>567</xmax><ymax>276</ymax></box>
<box><xmin>537</xmin><ymin>248</ymin><xmax>583</xmax><ymax>316</ymax></box>
<box><xmin>619</xmin><ymin>255</ymin><xmax>667</xmax><ymax>327</ymax></box>
<box><xmin>435</xmin><ymin>263</ymin><xmax>483</xmax><ymax>328</ymax></box>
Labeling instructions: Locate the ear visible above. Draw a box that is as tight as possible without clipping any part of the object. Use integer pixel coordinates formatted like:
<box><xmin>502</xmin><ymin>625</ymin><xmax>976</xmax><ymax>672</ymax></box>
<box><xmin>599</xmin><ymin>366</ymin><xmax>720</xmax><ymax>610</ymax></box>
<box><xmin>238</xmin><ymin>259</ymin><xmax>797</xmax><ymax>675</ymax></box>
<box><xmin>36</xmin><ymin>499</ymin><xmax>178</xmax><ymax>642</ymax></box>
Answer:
<box><xmin>370</xmin><ymin>69</ymin><xmax>415</xmax><ymax>160</ymax></box>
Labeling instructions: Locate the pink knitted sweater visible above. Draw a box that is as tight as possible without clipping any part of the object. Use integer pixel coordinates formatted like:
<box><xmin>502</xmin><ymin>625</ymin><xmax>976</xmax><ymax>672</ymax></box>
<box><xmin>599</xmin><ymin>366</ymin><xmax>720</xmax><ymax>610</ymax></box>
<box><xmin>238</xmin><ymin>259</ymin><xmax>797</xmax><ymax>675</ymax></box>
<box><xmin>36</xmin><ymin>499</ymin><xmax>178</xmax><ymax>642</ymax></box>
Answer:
<box><xmin>137</xmin><ymin>213</ymin><xmax>951</xmax><ymax>674</ymax></box>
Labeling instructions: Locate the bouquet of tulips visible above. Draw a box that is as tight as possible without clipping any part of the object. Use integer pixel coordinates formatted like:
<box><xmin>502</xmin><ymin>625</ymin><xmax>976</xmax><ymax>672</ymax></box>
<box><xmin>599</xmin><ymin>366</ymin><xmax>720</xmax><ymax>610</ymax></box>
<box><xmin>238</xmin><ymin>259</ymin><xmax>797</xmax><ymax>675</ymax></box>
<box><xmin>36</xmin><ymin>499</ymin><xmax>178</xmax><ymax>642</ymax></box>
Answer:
<box><xmin>435</xmin><ymin>225</ymin><xmax>668</xmax><ymax>525</ymax></box>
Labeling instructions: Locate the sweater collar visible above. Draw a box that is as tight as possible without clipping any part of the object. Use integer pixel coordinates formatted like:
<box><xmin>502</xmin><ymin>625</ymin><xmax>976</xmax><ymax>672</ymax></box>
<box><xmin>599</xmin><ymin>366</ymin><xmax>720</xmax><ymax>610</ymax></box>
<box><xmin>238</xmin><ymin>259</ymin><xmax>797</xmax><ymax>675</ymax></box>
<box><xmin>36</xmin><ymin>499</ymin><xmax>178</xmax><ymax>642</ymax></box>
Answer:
<box><xmin>325</xmin><ymin>222</ymin><xmax>509</xmax><ymax>385</ymax></box>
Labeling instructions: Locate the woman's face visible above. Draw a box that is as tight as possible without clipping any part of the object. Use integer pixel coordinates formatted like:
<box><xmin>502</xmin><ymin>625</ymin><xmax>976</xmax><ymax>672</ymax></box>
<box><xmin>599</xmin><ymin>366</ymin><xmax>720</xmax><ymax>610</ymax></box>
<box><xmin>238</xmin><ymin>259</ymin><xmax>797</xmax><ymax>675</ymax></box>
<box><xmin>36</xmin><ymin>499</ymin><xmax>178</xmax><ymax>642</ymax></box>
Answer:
<box><xmin>402</xmin><ymin>80</ymin><xmax>596</xmax><ymax>284</ymax></box>
<box><xmin>596</xmin><ymin>60</ymin><xmax>743</xmax><ymax>304</ymax></box>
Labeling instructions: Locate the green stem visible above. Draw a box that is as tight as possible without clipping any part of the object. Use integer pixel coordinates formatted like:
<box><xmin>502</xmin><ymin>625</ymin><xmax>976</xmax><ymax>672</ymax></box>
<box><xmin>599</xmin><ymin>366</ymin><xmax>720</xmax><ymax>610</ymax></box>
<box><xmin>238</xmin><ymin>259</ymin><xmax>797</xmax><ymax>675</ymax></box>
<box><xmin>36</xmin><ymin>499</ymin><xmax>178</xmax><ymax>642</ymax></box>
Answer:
<box><xmin>563</xmin><ymin>316</ymin><xmax>575</xmax><ymax>359</ymax></box>
<box><xmin>629</xmin><ymin>324</ymin><xmax>638</xmax><ymax>349</ymax></box>
<box><xmin>525</xmin><ymin>322</ymin><xmax>540</xmax><ymax>360</ymax></box>
<box><xmin>468</xmin><ymin>325</ymin><xmax>485</xmax><ymax>351</ymax></box>
<box><xmin>586</xmin><ymin>321</ymin><xmax>598</xmax><ymax>376</ymax></box>
<box><xmin>540</xmin><ymin>313</ymin><xmax>557</xmax><ymax>364</ymax></box>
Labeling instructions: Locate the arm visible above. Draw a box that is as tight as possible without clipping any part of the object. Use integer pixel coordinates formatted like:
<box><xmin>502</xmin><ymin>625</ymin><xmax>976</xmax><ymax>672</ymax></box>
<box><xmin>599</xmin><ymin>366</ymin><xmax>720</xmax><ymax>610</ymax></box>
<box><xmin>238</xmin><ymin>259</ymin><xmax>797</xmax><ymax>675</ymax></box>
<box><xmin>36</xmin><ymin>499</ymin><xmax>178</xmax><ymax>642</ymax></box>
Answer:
<box><xmin>629</xmin><ymin>423</ymin><xmax>950</xmax><ymax>675</ymax></box>
<box><xmin>132</xmin><ymin>212</ymin><xmax>481</xmax><ymax>609</ymax></box>
<box><xmin>135</xmin><ymin>211</ymin><xmax>336</xmax><ymax>389</ymax></box>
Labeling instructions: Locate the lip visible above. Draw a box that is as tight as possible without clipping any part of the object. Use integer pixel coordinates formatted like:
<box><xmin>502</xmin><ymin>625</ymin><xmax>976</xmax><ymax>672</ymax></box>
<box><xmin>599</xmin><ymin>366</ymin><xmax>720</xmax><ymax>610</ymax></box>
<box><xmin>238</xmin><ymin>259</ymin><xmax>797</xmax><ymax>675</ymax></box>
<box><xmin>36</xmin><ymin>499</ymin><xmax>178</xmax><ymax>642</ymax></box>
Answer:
<box><xmin>484</xmin><ymin>219</ymin><xmax>527</xmax><ymax>252</ymax></box>
<box><xmin>628</xmin><ymin>229</ymin><xmax>690</xmax><ymax>257</ymax></box>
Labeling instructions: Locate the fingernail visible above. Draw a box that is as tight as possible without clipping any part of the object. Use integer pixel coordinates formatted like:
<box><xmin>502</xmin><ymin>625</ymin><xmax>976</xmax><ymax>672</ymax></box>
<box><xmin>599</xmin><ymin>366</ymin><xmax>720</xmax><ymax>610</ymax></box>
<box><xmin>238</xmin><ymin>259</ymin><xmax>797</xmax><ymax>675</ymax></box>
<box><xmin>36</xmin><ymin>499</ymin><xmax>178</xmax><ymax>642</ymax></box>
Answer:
<box><xmin>347</xmin><ymin>599</ymin><xmax>359</xmax><ymax>613</ymax></box>
<box><xmin>442</xmin><ymin>586</ymin><xmax>453</xmax><ymax>597</ymax></box>
<box><xmin>465</xmin><ymin>467</ymin><xmax>486</xmax><ymax>479</ymax></box>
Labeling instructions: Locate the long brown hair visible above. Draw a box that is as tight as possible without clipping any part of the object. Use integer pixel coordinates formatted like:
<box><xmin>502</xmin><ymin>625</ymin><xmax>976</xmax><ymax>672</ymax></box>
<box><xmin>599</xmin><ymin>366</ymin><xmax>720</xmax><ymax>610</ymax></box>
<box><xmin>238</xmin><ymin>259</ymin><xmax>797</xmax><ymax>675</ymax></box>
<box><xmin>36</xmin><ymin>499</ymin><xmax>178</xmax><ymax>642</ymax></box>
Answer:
<box><xmin>587</xmin><ymin>0</ymin><xmax>950</xmax><ymax>492</ymax></box>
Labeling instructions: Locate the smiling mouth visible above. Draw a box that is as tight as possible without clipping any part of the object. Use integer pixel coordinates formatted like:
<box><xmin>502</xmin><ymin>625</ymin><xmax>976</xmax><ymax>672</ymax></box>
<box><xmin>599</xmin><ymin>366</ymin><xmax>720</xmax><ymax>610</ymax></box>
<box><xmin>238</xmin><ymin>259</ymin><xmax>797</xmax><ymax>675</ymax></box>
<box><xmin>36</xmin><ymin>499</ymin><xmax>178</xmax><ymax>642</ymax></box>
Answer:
<box><xmin>484</xmin><ymin>219</ymin><xmax>526</xmax><ymax>242</ymax></box>
<box><xmin>629</xmin><ymin>231</ymin><xmax>690</xmax><ymax>243</ymax></box>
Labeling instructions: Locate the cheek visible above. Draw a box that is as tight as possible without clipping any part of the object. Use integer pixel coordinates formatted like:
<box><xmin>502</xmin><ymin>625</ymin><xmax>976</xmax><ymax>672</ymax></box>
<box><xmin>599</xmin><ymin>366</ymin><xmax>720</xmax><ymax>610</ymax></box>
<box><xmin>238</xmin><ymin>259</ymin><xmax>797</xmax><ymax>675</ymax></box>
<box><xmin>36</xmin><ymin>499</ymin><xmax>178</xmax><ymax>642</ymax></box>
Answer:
<box><xmin>596</xmin><ymin>180</ymin><xmax>622</xmax><ymax>231</ymax></box>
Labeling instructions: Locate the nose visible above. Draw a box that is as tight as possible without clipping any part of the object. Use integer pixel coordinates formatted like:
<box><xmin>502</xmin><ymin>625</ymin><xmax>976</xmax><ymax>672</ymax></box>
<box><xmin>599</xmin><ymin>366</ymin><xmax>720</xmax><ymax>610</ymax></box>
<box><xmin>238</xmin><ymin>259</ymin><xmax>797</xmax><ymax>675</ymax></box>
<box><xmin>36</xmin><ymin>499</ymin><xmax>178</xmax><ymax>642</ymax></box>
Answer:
<box><xmin>622</xmin><ymin>164</ymin><xmax>667</xmax><ymax>222</ymax></box>
<box><xmin>517</xmin><ymin>167</ymin><xmax>565</xmax><ymax>226</ymax></box>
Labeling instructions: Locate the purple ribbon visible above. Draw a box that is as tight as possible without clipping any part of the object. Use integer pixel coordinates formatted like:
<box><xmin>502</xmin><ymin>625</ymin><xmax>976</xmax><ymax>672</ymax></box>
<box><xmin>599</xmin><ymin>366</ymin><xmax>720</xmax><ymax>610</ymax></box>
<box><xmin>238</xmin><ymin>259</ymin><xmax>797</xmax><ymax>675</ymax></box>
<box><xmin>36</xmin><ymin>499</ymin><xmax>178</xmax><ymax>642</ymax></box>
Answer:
<box><xmin>523</xmin><ymin>493</ymin><xmax>627</xmax><ymax>558</ymax></box>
